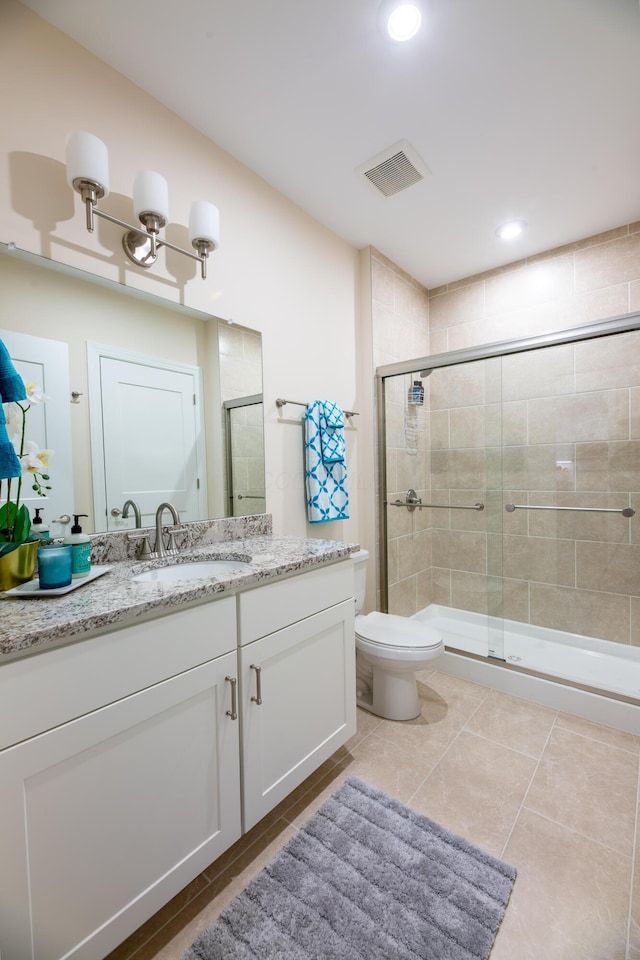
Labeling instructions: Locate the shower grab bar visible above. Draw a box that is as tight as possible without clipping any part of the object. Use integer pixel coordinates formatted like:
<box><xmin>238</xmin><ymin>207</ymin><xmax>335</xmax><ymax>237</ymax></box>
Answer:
<box><xmin>505</xmin><ymin>503</ymin><xmax>635</xmax><ymax>518</ymax></box>
<box><xmin>387</xmin><ymin>498</ymin><xmax>485</xmax><ymax>511</ymax></box>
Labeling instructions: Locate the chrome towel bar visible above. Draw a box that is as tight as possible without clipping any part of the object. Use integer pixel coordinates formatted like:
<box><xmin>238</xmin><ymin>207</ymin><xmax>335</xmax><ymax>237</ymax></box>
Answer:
<box><xmin>505</xmin><ymin>503</ymin><xmax>635</xmax><ymax>517</ymax></box>
<box><xmin>275</xmin><ymin>397</ymin><xmax>359</xmax><ymax>418</ymax></box>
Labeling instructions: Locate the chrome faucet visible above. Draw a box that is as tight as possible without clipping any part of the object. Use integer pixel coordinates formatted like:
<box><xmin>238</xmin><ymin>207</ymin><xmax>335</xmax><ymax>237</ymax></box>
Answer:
<box><xmin>154</xmin><ymin>502</ymin><xmax>180</xmax><ymax>558</ymax></box>
<box><xmin>121</xmin><ymin>499</ymin><xmax>142</xmax><ymax>527</ymax></box>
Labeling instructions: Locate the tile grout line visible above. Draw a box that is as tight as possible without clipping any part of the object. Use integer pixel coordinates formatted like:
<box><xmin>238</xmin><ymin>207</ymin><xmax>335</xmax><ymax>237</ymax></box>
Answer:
<box><xmin>498</xmin><ymin>708</ymin><xmax>559</xmax><ymax>861</ymax></box>
<box><xmin>405</xmin><ymin>691</ymin><xmax>487</xmax><ymax>808</ymax></box>
<box><xmin>625</xmin><ymin>753</ymin><xmax>640</xmax><ymax>957</ymax></box>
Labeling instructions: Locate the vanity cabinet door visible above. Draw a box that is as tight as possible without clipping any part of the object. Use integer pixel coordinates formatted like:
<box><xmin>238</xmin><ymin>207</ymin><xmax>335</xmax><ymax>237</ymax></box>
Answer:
<box><xmin>0</xmin><ymin>652</ymin><xmax>241</xmax><ymax>960</ymax></box>
<box><xmin>240</xmin><ymin>598</ymin><xmax>356</xmax><ymax>832</ymax></box>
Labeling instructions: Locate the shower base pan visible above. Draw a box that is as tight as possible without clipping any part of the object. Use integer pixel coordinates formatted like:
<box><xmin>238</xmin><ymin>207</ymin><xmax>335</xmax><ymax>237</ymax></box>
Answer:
<box><xmin>414</xmin><ymin>604</ymin><xmax>640</xmax><ymax>736</ymax></box>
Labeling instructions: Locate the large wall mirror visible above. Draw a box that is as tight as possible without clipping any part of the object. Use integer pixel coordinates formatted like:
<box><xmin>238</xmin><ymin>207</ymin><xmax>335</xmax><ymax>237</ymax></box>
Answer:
<box><xmin>0</xmin><ymin>243</ymin><xmax>265</xmax><ymax>534</ymax></box>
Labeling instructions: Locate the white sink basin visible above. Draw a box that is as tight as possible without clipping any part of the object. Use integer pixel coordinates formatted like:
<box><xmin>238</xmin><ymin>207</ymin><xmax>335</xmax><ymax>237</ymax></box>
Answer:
<box><xmin>132</xmin><ymin>560</ymin><xmax>250</xmax><ymax>583</ymax></box>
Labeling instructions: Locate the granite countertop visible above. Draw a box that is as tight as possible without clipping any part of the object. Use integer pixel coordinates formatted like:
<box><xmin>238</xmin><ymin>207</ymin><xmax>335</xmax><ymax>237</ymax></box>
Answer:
<box><xmin>0</xmin><ymin>535</ymin><xmax>357</xmax><ymax>659</ymax></box>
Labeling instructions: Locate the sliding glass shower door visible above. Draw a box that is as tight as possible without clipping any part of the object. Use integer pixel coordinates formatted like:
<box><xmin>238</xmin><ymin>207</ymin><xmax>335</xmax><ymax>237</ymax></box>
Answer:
<box><xmin>378</xmin><ymin>314</ymin><xmax>639</xmax><ymax>696</ymax></box>
<box><xmin>380</xmin><ymin>355</ymin><xmax>506</xmax><ymax>660</ymax></box>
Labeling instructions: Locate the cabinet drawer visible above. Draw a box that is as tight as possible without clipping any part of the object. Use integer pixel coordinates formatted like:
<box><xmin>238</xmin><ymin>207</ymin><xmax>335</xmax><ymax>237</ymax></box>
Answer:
<box><xmin>238</xmin><ymin>560</ymin><xmax>353</xmax><ymax>645</ymax></box>
<box><xmin>0</xmin><ymin>596</ymin><xmax>236</xmax><ymax>750</ymax></box>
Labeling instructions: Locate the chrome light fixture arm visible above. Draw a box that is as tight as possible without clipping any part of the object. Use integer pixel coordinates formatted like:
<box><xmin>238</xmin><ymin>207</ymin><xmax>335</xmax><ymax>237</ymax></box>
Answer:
<box><xmin>77</xmin><ymin>187</ymin><xmax>214</xmax><ymax>279</ymax></box>
<box><xmin>67</xmin><ymin>132</ymin><xmax>219</xmax><ymax>281</ymax></box>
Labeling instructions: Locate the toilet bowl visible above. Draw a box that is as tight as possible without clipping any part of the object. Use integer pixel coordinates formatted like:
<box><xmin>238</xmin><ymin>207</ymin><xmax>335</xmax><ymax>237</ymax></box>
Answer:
<box><xmin>352</xmin><ymin>550</ymin><xmax>443</xmax><ymax>721</ymax></box>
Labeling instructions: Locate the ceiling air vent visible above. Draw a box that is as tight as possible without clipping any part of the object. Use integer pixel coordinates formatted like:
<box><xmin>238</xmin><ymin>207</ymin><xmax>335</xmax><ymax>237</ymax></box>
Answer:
<box><xmin>356</xmin><ymin>140</ymin><xmax>430</xmax><ymax>198</ymax></box>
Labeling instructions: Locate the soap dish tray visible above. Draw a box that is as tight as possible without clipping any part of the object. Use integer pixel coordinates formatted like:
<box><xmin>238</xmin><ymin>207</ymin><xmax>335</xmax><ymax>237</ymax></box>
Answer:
<box><xmin>4</xmin><ymin>565</ymin><xmax>113</xmax><ymax>597</ymax></box>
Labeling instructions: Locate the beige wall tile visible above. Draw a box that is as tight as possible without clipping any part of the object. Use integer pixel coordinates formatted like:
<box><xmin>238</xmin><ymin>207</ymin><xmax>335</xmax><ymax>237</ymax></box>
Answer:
<box><xmin>430</xmin><ymin>360</ymin><xmax>487</xmax><ymax>409</ymax></box>
<box><xmin>431</xmin><ymin>448</ymin><xmax>488</xmax><ymax>489</ymax></box>
<box><xmin>450</xmin><ymin>570</ymin><xmax>492</xmax><ymax>615</ymax></box>
<box><xmin>574</xmin><ymin>232</ymin><xmax>640</xmax><ymax>294</ymax></box>
<box><xmin>502</xmin><ymin>444</ymin><xmax>577</xmax><ymax>491</ymax></box>
<box><xmin>632</xmin><ymin>596</ymin><xmax>640</xmax><ymax>647</ymax></box>
<box><xmin>371</xmin><ymin>255</ymin><xmax>395</xmax><ymax>310</ymax></box>
<box><xmin>431</xmin><ymin>566</ymin><xmax>451</xmax><ymax>606</ymax></box>
<box><xmin>501</xmin><ymin>343</ymin><xmax>575</xmax><ymax>401</ymax></box>
<box><xmin>393</xmin><ymin>274</ymin><xmax>428</xmax><ymax>325</ymax></box>
<box><xmin>574</xmin><ymin>329</ymin><xmax>640</xmax><ymax>391</ymax></box>
<box><xmin>388</xmin><ymin>575</ymin><xmax>418</xmax><ymax>616</ymax></box>
<box><xmin>503</xmin><ymin>534</ymin><xmax>576</xmax><ymax>587</ymax></box>
<box><xmin>576</xmin><ymin>541</ymin><xmax>640</xmax><ymax>596</ymax></box>
<box><xmin>428</xmin><ymin>281</ymin><xmax>484</xmax><ymax>330</ymax></box>
<box><xmin>397</xmin><ymin>528</ymin><xmax>431</xmax><ymax>581</ymax></box>
<box><xmin>432</xmin><ymin>528</ymin><xmax>487</xmax><ymax>573</ymax></box>
<box><xmin>631</xmin><ymin>278</ymin><xmax>640</xmax><ymax>312</ymax></box>
<box><xmin>501</xmin><ymin>577</ymin><xmax>530</xmax><ymax>622</ymax></box>
<box><xmin>529</xmin><ymin>582</ymin><xmax>630</xmax><ymax>644</ymax></box>
<box><xmin>527</xmin><ymin>389</ymin><xmax>630</xmax><ymax>444</ymax></box>
<box><xmin>527</xmin><ymin>491</ymin><xmax>633</xmax><ymax>543</ymax></box>
<box><xmin>524</xmin><ymin>726</ymin><xmax>638</xmax><ymax>855</ymax></box>
<box><xmin>485</xmin><ymin>255</ymin><xmax>574</xmax><ymax>318</ymax></box>
<box><xmin>632</xmin><ymin>387</ymin><xmax>640</xmax><ymax>439</ymax></box>
<box><xmin>575</xmin><ymin>439</ymin><xmax>640</xmax><ymax>492</ymax></box>
<box><xmin>520</xmin><ymin>284</ymin><xmax>630</xmax><ymax>337</ymax></box>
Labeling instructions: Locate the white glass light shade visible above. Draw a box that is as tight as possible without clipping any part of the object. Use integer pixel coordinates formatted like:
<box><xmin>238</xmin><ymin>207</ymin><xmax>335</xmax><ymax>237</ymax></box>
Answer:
<box><xmin>189</xmin><ymin>201</ymin><xmax>220</xmax><ymax>249</ymax></box>
<box><xmin>387</xmin><ymin>2</ymin><xmax>422</xmax><ymax>40</ymax></box>
<box><xmin>133</xmin><ymin>170</ymin><xmax>169</xmax><ymax>221</ymax></box>
<box><xmin>66</xmin><ymin>131</ymin><xmax>110</xmax><ymax>197</ymax></box>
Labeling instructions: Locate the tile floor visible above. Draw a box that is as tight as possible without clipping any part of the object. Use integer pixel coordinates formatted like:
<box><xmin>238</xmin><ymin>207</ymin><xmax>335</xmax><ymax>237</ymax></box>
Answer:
<box><xmin>107</xmin><ymin>668</ymin><xmax>640</xmax><ymax>960</ymax></box>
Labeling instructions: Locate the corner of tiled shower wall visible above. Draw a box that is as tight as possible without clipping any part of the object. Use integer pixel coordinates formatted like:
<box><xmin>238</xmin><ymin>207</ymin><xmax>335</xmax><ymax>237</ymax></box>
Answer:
<box><xmin>372</xmin><ymin>226</ymin><xmax>640</xmax><ymax>647</ymax></box>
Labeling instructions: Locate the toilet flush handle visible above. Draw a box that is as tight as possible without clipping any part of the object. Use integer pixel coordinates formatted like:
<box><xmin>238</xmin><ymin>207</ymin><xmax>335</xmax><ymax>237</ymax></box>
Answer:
<box><xmin>250</xmin><ymin>664</ymin><xmax>263</xmax><ymax>705</ymax></box>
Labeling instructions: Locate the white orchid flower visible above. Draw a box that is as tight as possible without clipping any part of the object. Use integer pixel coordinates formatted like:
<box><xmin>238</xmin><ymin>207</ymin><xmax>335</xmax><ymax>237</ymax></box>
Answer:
<box><xmin>19</xmin><ymin>441</ymin><xmax>53</xmax><ymax>474</ymax></box>
<box><xmin>24</xmin><ymin>382</ymin><xmax>49</xmax><ymax>405</ymax></box>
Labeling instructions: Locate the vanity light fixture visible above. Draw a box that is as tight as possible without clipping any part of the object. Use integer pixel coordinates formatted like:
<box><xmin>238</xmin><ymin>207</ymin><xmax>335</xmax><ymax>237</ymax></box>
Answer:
<box><xmin>379</xmin><ymin>0</ymin><xmax>423</xmax><ymax>41</ymax></box>
<box><xmin>66</xmin><ymin>131</ymin><xmax>219</xmax><ymax>279</ymax></box>
<box><xmin>496</xmin><ymin>219</ymin><xmax>527</xmax><ymax>240</ymax></box>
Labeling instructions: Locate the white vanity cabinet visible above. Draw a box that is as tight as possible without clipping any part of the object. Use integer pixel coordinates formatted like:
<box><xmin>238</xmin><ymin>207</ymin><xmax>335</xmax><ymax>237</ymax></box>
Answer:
<box><xmin>0</xmin><ymin>599</ymin><xmax>241</xmax><ymax>960</ymax></box>
<box><xmin>238</xmin><ymin>561</ymin><xmax>356</xmax><ymax>830</ymax></box>
<box><xmin>0</xmin><ymin>557</ymin><xmax>356</xmax><ymax>960</ymax></box>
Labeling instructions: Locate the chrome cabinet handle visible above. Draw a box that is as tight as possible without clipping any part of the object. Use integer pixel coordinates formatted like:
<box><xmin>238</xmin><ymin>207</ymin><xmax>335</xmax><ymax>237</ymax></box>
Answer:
<box><xmin>225</xmin><ymin>676</ymin><xmax>238</xmax><ymax>720</ymax></box>
<box><xmin>250</xmin><ymin>664</ymin><xmax>263</xmax><ymax>705</ymax></box>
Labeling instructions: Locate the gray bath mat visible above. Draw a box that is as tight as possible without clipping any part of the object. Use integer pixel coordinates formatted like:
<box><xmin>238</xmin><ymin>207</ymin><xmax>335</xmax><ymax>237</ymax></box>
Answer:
<box><xmin>181</xmin><ymin>776</ymin><xmax>516</xmax><ymax>960</ymax></box>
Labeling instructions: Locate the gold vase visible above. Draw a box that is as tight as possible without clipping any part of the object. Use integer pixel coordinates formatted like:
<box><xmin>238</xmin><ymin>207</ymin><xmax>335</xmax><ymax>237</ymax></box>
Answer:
<box><xmin>0</xmin><ymin>541</ymin><xmax>38</xmax><ymax>591</ymax></box>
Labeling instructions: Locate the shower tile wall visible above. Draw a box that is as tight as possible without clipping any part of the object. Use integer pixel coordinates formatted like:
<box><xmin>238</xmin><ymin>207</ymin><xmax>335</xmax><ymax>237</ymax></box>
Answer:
<box><xmin>218</xmin><ymin>324</ymin><xmax>264</xmax><ymax>515</ymax></box>
<box><xmin>375</xmin><ymin>224</ymin><xmax>640</xmax><ymax>647</ymax></box>
<box><xmin>370</xmin><ymin>249</ymin><xmax>430</xmax><ymax>612</ymax></box>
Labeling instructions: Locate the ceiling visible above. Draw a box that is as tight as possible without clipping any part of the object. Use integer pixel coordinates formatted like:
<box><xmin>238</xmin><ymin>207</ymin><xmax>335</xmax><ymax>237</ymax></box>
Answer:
<box><xmin>20</xmin><ymin>0</ymin><xmax>640</xmax><ymax>289</ymax></box>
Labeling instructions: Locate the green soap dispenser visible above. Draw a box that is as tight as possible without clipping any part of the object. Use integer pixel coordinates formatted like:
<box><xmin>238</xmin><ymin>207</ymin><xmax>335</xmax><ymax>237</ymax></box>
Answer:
<box><xmin>64</xmin><ymin>514</ymin><xmax>91</xmax><ymax>578</ymax></box>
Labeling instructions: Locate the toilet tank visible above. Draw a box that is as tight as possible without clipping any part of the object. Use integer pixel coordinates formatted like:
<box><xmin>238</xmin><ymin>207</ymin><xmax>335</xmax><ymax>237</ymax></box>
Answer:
<box><xmin>351</xmin><ymin>549</ymin><xmax>369</xmax><ymax>614</ymax></box>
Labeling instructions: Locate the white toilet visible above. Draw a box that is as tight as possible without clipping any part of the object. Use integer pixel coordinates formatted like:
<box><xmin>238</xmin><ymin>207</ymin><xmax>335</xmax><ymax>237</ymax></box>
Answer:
<box><xmin>352</xmin><ymin>549</ymin><xmax>443</xmax><ymax>721</ymax></box>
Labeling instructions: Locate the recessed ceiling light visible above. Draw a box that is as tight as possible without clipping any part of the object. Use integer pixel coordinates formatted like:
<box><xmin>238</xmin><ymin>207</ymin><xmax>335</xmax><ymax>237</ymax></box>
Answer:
<box><xmin>379</xmin><ymin>1</ymin><xmax>423</xmax><ymax>41</ymax></box>
<box><xmin>496</xmin><ymin>219</ymin><xmax>527</xmax><ymax>240</ymax></box>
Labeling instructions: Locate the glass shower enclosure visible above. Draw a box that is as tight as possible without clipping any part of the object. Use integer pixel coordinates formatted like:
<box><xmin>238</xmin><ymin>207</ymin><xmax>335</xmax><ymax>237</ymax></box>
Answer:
<box><xmin>376</xmin><ymin>314</ymin><xmax>640</xmax><ymax>703</ymax></box>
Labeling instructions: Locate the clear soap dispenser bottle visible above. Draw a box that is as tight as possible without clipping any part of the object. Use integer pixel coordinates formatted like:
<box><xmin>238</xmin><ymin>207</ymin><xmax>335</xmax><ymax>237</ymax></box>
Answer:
<box><xmin>32</xmin><ymin>507</ymin><xmax>51</xmax><ymax>542</ymax></box>
<box><xmin>64</xmin><ymin>514</ymin><xmax>92</xmax><ymax>578</ymax></box>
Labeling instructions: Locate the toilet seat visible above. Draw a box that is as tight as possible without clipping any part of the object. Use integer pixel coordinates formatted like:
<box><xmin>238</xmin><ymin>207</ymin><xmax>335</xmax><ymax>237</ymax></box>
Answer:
<box><xmin>355</xmin><ymin>612</ymin><xmax>442</xmax><ymax>662</ymax></box>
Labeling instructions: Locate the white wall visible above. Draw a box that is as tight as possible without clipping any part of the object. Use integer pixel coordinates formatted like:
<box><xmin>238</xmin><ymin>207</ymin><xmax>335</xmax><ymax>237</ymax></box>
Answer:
<box><xmin>0</xmin><ymin>0</ymin><xmax>361</xmax><ymax>541</ymax></box>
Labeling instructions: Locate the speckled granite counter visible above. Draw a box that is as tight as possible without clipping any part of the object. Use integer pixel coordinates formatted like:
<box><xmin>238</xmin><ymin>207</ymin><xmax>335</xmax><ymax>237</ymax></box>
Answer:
<box><xmin>0</xmin><ymin>534</ymin><xmax>357</xmax><ymax>659</ymax></box>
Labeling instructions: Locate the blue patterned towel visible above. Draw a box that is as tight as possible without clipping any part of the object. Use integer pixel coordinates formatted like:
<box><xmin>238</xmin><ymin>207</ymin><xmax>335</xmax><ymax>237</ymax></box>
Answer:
<box><xmin>319</xmin><ymin>400</ymin><xmax>345</xmax><ymax>463</ymax></box>
<box><xmin>304</xmin><ymin>400</ymin><xmax>349</xmax><ymax>523</ymax></box>
<box><xmin>0</xmin><ymin>338</ymin><xmax>25</xmax><ymax>480</ymax></box>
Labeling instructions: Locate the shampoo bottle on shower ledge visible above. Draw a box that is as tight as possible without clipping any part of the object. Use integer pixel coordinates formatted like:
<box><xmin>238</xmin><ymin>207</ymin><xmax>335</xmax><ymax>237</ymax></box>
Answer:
<box><xmin>64</xmin><ymin>514</ymin><xmax>91</xmax><ymax>578</ymax></box>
